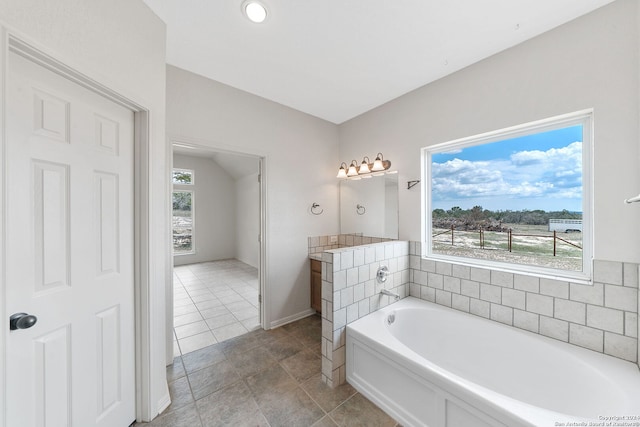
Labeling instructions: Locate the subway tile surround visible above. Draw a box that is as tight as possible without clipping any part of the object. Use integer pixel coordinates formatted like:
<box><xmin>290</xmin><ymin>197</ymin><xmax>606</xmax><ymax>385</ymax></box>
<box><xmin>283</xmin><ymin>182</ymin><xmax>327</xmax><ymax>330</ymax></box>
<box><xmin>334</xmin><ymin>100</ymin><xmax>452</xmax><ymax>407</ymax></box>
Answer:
<box><xmin>319</xmin><ymin>240</ymin><xmax>639</xmax><ymax>387</ymax></box>
<box><xmin>407</xmin><ymin>242</ymin><xmax>638</xmax><ymax>363</ymax></box>
<box><xmin>320</xmin><ymin>241</ymin><xmax>409</xmax><ymax>387</ymax></box>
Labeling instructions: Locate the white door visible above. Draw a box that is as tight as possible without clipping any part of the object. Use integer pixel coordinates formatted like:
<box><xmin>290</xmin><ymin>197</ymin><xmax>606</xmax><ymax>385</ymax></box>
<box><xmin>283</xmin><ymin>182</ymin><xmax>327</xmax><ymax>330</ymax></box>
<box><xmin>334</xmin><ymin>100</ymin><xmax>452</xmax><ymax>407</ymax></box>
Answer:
<box><xmin>5</xmin><ymin>50</ymin><xmax>136</xmax><ymax>426</ymax></box>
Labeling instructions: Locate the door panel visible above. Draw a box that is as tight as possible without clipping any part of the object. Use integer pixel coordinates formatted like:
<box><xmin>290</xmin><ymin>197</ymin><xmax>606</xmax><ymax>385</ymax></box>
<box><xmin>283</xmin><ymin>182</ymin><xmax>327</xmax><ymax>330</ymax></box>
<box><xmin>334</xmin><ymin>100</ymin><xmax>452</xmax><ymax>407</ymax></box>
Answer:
<box><xmin>34</xmin><ymin>325</ymin><xmax>71</xmax><ymax>426</ymax></box>
<box><xmin>6</xmin><ymin>51</ymin><xmax>135</xmax><ymax>427</ymax></box>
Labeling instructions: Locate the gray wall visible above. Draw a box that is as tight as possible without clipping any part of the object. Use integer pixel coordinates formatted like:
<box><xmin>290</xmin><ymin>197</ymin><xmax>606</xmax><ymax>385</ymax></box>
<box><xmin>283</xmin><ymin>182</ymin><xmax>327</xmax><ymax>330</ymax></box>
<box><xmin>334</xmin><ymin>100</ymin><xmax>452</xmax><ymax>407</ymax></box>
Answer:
<box><xmin>166</xmin><ymin>65</ymin><xmax>340</xmax><ymax>327</ymax></box>
<box><xmin>339</xmin><ymin>0</ymin><xmax>640</xmax><ymax>264</ymax></box>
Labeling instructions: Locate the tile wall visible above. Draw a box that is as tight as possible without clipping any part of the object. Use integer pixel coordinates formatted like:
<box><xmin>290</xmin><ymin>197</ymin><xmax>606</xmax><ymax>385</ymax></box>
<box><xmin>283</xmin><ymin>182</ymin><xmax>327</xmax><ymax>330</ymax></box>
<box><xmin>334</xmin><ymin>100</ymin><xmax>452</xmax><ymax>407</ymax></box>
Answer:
<box><xmin>316</xmin><ymin>239</ymin><xmax>639</xmax><ymax>388</ymax></box>
<box><xmin>320</xmin><ymin>241</ymin><xmax>410</xmax><ymax>387</ymax></box>
<box><xmin>408</xmin><ymin>242</ymin><xmax>639</xmax><ymax>363</ymax></box>
<box><xmin>308</xmin><ymin>234</ymin><xmax>394</xmax><ymax>259</ymax></box>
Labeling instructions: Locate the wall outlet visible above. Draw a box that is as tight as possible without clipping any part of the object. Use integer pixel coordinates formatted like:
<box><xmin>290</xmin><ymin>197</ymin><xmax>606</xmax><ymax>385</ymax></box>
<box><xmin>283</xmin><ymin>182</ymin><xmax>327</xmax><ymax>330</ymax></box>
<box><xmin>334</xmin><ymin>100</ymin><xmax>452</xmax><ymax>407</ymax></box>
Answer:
<box><xmin>330</xmin><ymin>235</ymin><xmax>338</xmax><ymax>244</ymax></box>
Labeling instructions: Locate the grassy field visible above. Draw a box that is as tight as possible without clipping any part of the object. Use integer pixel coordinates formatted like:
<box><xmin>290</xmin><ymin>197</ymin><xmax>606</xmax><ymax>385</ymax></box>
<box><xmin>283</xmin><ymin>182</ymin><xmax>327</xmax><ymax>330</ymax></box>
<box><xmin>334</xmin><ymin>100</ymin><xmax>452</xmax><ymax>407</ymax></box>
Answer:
<box><xmin>432</xmin><ymin>224</ymin><xmax>582</xmax><ymax>271</ymax></box>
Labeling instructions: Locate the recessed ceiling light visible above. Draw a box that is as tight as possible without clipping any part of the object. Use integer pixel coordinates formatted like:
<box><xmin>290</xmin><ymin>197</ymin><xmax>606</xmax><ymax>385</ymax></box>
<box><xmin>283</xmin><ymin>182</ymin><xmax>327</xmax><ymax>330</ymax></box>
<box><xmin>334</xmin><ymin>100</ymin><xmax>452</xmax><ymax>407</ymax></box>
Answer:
<box><xmin>243</xmin><ymin>1</ymin><xmax>268</xmax><ymax>23</ymax></box>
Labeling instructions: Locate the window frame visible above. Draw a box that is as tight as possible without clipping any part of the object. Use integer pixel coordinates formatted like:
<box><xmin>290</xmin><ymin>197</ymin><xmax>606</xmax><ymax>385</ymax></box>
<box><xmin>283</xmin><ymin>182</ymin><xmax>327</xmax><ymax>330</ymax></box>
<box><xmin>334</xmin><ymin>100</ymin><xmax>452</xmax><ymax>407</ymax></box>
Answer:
<box><xmin>172</xmin><ymin>189</ymin><xmax>195</xmax><ymax>256</ymax></box>
<box><xmin>421</xmin><ymin>110</ymin><xmax>593</xmax><ymax>283</ymax></box>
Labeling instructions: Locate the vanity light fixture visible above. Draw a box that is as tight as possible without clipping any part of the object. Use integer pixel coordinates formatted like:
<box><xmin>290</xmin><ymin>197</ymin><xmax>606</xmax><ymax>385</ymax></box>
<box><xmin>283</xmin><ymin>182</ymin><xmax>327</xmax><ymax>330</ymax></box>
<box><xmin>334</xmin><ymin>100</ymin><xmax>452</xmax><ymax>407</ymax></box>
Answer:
<box><xmin>243</xmin><ymin>1</ymin><xmax>268</xmax><ymax>23</ymax></box>
<box><xmin>336</xmin><ymin>153</ymin><xmax>392</xmax><ymax>179</ymax></box>
<box><xmin>346</xmin><ymin>160</ymin><xmax>359</xmax><ymax>177</ymax></box>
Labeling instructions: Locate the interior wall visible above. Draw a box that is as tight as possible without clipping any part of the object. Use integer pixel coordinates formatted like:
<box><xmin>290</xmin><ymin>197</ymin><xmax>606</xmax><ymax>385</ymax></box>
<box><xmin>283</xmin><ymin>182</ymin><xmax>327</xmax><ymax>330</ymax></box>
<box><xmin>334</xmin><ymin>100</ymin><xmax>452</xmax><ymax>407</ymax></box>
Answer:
<box><xmin>338</xmin><ymin>0</ymin><xmax>640</xmax><ymax>264</ymax></box>
<box><xmin>236</xmin><ymin>172</ymin><xmax>260</xmax><ymax>268</ymax></box>
<box><xmin>166</xmin><ymin>65</ymin><xmax>340</xmax><ymax>327</ymax></box>
<box><xmin>173</xmin><ymin>154</ymin><xmax>237</xmax><ymax>266</ymax></box>
<box><xmin>0</xmin><ymin>0</ymin><xmax>169</xmax><ymax>421</ymax></box>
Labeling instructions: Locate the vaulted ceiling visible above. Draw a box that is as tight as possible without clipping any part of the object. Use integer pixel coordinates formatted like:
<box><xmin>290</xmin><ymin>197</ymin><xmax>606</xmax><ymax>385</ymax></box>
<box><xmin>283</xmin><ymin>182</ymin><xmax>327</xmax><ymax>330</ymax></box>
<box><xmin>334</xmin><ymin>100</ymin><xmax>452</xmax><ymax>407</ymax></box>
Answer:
<box><xmin>144</xmin><ymin>0</ymin><xmax>614</xmax><ymax>124</ymax></box>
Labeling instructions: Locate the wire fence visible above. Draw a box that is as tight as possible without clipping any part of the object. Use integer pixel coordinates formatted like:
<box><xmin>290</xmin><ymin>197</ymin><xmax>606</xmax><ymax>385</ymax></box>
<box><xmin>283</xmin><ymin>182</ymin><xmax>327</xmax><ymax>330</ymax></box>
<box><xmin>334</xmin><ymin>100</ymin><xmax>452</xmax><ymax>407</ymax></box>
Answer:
<box><xmin>433</xmin><ymin>225</ymin><xmax>582</xmax><ymax>257</ymax></box>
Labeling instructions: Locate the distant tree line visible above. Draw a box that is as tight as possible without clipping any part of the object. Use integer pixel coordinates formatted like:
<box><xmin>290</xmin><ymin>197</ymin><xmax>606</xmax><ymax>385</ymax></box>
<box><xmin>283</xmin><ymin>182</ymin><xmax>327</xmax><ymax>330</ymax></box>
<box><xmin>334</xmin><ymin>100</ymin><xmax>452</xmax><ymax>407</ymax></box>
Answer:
<box><xmin>432</xmin><ymin>206</ymin><xmax>581</xmax><ymax>226</ymax></box>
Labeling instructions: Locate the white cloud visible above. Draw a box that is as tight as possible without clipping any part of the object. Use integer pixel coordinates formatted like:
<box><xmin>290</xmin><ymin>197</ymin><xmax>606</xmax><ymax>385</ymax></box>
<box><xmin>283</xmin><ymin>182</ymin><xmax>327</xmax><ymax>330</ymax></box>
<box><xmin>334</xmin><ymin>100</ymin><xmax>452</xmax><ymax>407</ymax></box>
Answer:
<box><xmin>510</xmin><ymin>142</ymin><xmax>581</xmax><ymax>167</ymax></box>
<box><xmin>432</xmin><ymin>142</ymin><xmax>582</xmax><ymax>209</ymax></box>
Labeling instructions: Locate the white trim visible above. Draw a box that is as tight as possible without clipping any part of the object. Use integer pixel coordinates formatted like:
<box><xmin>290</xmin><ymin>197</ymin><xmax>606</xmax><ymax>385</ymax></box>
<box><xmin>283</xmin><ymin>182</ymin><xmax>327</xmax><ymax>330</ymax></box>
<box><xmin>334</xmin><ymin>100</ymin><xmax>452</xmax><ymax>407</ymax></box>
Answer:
<box><xmin>168</xmin><ymin>136</ymin><xmax>269</xmax><ymax>328</ymax></box>
<box><xmin>259</xmin><ymin>156</ymin><xmax>268</xmax><ymax>329</ymax></box>
<box><xmin>0</xmin><ymin>26</ymin><xmax>7</xmax><ymax>427</ymax></box>
<box><xmin>0</xmin><ymin>29</ymin><xmax>162</xmax><ymax>425</ymax></box>
<box><xmin>269</xmin><ymin>308</ymin><xmax>316</xmax><ymax>329</ymax></box>
<box><xmin>165</xmin><ymin>137</ymin><xmax>175</xmax><ymax>367</ymax></box>
<box><xmin>421</xmin><ymin>109</ymin><xmax>594</xmax><ymax>283</ymax></box>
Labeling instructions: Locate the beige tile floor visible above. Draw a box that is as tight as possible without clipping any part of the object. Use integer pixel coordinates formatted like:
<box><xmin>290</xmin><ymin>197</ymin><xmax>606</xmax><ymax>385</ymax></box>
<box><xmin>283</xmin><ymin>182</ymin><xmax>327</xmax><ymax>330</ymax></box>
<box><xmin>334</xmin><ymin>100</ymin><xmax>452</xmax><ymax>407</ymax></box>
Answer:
<box><xmin>173</xmin><ymin>260</ymin><xmax>260</xmax><ymax>356</ymax></box>
<box><xmin>137</xmin><ymin>314</ymin><xmax>400</xmax><ymax>426</ymax></box>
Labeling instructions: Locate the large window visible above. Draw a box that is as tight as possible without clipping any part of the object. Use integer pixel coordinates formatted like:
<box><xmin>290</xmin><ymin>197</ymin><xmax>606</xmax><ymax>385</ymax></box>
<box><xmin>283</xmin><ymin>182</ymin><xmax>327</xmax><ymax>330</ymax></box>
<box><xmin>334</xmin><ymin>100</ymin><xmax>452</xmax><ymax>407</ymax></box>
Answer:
<box><xmin>422</xmin><ymin>110</ymin><xmax>592</xmax><ymax>281</ymax></box>
<box><xmin>172</xmin><ymin>168</ymin><xmax>195</xmax><ymax>255</ymax></box>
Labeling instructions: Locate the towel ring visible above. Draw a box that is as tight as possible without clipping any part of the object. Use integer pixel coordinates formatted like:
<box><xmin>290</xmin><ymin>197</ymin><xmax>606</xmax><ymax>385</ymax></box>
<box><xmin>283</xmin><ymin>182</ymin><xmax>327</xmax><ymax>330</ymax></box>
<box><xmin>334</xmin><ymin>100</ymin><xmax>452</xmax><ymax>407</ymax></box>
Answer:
<box><xmin>356</xmin><ymin>204</ymin><xmax>366</xmax><ymax>215</ymax></box>
<box><xmin>311</xmin><ymin>203</ymin><xmax>323</xmax><ymax>215</ymax></box>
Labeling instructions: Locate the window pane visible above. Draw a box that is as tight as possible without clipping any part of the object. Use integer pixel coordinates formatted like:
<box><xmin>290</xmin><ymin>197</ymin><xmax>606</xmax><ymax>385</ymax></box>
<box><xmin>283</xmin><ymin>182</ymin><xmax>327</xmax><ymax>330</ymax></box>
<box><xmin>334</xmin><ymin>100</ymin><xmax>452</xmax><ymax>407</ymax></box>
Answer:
<box><xmin>173</xmin><ymin>169</ymin><xmax>193</xmax><ymax>184</ymax></box>
<box><xmin>173</xmin><ymin>191</ymin><xmax>193</xmax><ymax>253</ymax></box>
<box><xmin>429</xmin><ymin>123</ymin><xmax>585</xmax><ymax>274</ymax></box>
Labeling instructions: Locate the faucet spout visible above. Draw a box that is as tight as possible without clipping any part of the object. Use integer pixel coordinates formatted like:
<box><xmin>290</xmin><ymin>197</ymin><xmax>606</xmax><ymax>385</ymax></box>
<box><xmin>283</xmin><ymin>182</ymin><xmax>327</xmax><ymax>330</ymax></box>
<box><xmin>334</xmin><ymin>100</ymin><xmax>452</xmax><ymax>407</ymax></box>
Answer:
<box><xmin>380</xmin><ymin>289</ymin><xmax>400</xmax><ymax>300</ymax></box>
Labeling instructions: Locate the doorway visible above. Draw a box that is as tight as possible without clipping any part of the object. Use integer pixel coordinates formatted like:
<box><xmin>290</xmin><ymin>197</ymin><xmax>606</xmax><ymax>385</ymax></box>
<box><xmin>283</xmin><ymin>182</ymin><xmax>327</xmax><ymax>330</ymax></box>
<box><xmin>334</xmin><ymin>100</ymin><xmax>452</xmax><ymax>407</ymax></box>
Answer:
<box><xmin>170</xmin><ymin>142</ymin><xmax>265</xmax><ymax>356</ymax></box>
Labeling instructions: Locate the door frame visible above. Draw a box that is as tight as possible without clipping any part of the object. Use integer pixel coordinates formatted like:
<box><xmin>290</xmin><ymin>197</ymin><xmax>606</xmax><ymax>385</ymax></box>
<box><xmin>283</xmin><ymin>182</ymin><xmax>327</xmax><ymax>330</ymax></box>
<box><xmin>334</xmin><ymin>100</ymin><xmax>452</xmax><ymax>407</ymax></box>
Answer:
<box><xmin>0</xmin><ymin>28</ymin><xmax>157</xmax><ymax>425</ymax></box>
<box><xmin>168</xmin><ymin>136</ymin><xmax>269</xmax><ymax>344</ymax></box>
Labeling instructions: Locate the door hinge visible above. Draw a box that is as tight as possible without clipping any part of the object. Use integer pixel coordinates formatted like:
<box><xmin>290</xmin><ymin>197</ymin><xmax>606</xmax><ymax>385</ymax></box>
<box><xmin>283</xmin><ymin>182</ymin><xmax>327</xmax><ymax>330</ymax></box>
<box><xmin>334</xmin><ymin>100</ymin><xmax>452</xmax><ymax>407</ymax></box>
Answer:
<box><xmin>258</xmin><ymin>294</ymin><xmax>262</xmax><ymax>303</ymax></box>
<box><xmin>258</xmin><ymin>234</ymin><xmax>261</xmax><ymax>243</ymax></box>
<box><xmin>258</xmin><ymin>174</ymin><xmax>261</xmax><ymax>183</ymax></box>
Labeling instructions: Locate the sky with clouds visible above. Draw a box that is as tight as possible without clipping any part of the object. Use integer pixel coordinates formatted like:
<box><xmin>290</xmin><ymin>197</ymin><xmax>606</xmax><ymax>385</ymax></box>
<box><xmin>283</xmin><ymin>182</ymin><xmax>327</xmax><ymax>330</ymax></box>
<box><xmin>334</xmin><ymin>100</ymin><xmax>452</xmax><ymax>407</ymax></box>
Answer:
<box><xmin>431</xmin><ymin>125</ymin><xmax>583</xmax><ymax>212</ymax></box>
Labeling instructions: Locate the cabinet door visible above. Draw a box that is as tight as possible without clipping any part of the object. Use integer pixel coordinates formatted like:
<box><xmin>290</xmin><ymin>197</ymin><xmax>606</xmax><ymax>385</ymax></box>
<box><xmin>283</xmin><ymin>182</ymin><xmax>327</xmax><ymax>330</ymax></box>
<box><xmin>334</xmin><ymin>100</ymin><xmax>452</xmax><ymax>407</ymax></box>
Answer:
<box><xmin>310</xmin><ymin>260</ymin><xmax>322</xmax><ymax>313</ymax></box>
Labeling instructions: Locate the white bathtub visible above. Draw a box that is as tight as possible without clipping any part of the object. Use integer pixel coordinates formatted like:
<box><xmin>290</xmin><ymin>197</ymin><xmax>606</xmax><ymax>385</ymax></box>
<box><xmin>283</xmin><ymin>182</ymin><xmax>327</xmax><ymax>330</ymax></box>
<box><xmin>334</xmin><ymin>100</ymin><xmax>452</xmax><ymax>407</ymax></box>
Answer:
<box><xmin>346</xmin><ymin>297</ymin><xmax>640</xmax><ymax>427</ymax></box>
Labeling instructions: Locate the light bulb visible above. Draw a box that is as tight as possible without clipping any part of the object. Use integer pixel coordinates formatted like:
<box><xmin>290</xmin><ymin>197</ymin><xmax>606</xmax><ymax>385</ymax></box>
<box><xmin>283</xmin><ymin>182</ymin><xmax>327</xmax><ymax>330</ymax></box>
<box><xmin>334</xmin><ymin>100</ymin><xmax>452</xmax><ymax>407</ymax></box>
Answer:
<box><xmin>371</xmin><ymin>153</ymin><xmax>385</xmax><ymax>172</ymax></box>
<box><xmin>346</xmin><ymin>161</ymin><xmax>359</xmax><ymax>177</ymax></box>
<box><xmin>359</xmin><ymin>158</ymin><xmax>371</xmax><ymax>174</ymax></box>
<box><xmin>244</xmin><ymin>1</ymin><xmax>267</xmax><ymax>23</ymax></box>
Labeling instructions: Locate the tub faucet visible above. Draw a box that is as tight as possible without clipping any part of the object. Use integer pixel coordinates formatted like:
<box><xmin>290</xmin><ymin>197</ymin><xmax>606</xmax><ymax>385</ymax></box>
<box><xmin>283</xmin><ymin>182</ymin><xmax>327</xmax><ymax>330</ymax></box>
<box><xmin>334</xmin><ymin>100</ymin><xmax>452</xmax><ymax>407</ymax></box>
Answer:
<box><xmin>380</xmin><ymin>289</ymin><xmax>400</xmax><ymax>300</ymax></box>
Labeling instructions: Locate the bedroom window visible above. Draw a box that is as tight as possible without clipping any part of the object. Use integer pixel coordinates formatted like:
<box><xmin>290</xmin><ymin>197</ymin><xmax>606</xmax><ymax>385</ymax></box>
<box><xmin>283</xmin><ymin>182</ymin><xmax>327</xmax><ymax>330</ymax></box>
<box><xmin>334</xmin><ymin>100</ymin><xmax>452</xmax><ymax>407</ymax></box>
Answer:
<box><xmin>422</xmin><ymin>110</ymin><xmax>592</xmax><ymax>281</ymax></box>
<box><xmin>172</xmin><ymin>167</ymin><xmax>195</xmax><ymax>255</ymax></box>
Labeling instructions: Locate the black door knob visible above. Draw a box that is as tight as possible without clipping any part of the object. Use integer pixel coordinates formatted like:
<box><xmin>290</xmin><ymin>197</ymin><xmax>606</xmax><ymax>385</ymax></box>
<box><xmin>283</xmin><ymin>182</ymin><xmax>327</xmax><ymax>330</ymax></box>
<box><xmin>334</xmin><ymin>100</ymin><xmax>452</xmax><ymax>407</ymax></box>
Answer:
<box><xmin>9</xmin><ymin>313</ymin><xmax>38</xmax><ymax>330</ymax></box>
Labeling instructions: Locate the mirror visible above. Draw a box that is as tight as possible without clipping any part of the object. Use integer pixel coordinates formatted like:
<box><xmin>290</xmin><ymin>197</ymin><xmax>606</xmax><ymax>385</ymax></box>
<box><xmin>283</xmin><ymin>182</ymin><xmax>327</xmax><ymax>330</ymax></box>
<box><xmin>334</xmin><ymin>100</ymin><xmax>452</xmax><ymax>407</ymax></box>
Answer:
<box><xmin>339</xmin><ymin>174</ymin><xmax>399</xmax><ymax>239</ymax></box>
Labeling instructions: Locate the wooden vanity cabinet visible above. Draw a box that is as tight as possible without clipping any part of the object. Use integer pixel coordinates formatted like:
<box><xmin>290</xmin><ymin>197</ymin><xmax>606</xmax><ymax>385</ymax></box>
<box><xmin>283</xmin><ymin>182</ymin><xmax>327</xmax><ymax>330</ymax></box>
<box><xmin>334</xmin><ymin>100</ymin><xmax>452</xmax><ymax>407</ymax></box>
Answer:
<box><xmin>310</xmin><ymin>259</ymin><xmax>322</xmax><ymax>313</ymax></box>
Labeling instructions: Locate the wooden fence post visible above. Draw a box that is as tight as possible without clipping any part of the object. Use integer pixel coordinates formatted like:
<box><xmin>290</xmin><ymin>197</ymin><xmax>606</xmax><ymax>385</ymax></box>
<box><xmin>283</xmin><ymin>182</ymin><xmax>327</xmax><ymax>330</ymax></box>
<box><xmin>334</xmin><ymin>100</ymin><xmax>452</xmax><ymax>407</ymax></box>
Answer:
<box><xmin>553</xmin><ymin>230</ymin><xmax>556</xmax><ymax>257</ymax></box>
<box><xmin>508</xmin><ymin>229</ymin><xmax>512</xmax><ymax>252</ymax></box>
<box><xmin>451</xmin><ymin>225</ymin><xmax>454</xmax><ymax>245</ymax></box>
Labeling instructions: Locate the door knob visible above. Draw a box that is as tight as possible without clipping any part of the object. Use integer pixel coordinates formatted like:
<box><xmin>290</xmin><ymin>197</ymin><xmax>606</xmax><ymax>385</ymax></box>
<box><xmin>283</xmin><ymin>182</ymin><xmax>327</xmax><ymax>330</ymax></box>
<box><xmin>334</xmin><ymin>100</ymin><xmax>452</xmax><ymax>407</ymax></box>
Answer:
<box><xmin>9</xmin><ymin>313</ymin><xmax>38</xmax><ymax>330</ymax></box>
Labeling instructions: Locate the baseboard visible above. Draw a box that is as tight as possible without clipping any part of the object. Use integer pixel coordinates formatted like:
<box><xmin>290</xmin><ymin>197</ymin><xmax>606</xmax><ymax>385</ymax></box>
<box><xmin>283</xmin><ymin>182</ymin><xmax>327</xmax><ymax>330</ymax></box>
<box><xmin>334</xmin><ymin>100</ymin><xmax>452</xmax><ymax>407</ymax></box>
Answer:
<box><xmin>156</xmin><ymin>392</ymin><xmax>171</xmax><ymax>417</ymax></box>
<box><xmin>270</xmin><ymin>308</ymin><xmax>316</xmax><ymax>329</ymax></box>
